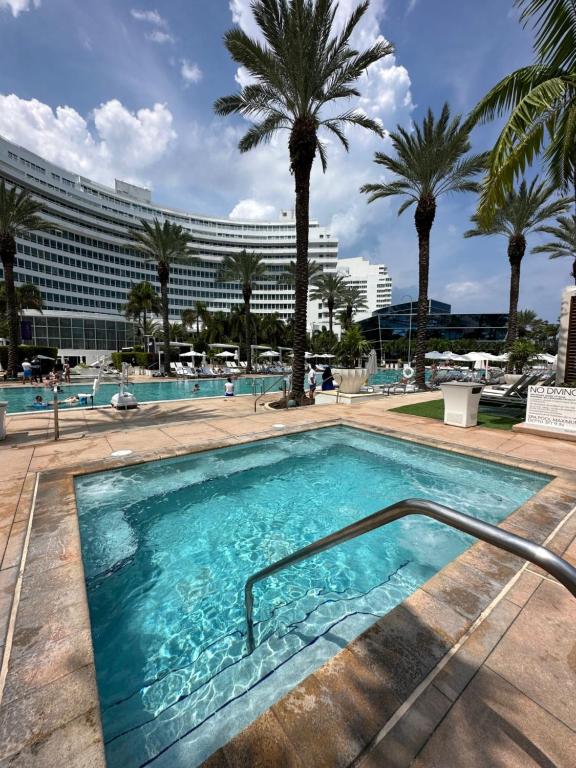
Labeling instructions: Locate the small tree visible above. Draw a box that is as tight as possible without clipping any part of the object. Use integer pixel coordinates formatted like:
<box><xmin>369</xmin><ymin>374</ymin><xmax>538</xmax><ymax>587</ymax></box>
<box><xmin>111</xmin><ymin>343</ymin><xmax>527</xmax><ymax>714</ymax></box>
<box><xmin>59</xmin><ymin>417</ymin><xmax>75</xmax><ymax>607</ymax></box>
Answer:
<box><xmin>124</xmin><ymin>281</ymin><xmax>161</xmax><ymax>335</ymax></box>
<box><xmin>336</xmin><ymin>325</ymin><xmax>370</xmax><ymax>368</ymax></box>
<box><xmin>508</xmin><ymin>339</ymin><xmax>537</xmax><ymax>373</ymax></box>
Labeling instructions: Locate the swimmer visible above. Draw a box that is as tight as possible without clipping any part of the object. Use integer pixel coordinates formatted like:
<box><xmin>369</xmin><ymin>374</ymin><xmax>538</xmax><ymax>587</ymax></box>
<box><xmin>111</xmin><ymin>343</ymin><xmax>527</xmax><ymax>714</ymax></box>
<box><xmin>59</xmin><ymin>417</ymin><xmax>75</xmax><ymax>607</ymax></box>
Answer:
<box><xmin>193</xmin><ymin>383</ymin><xmax>200</xmax><ymax>393</ymax></box>
<box><xmin>62</xmin><ymin>395</ymin><xmax>79</xmax><ymax>405</ymax></box>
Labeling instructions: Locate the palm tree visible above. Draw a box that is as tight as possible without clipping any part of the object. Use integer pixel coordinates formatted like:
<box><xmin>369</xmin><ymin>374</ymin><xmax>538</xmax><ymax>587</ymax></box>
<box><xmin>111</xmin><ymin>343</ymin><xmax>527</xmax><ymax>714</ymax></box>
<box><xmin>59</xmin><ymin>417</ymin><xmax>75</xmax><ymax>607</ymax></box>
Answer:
<box><xmin>131</xmin><ymin>219</ymin><xmax>193</xmax><ymax>375</ymax></box>
<box><xmin>341</xmin><ymin>285</ymin><xmax>368</xmax><ymax>328</ymax></box>
<box><xmin>181</xmin><ymin>300</ymin><xmax>210</xmax><ymax>335</ymax></box>
<box><xmin>259</xmin><ymin>312</ymin><xmax>286</xmax><ymax>347</ymax></box>
<box><xmin>309</xmin><ymin>273</ymin><xmax>348</xmax><ymax>334</ymax></box>
<box><xmin>0</xmin><ymin>282</ymin><xmax>44</xmax><ymax>319</ymax></box>
<box><xmin>215</xmin><ymin>0</ymin><xmax>392</xmax><ymax>400</ymax></box>
<box><xmin>277</xmin><ymin>259</ymin><xmax>322</xmax><ymax>286</ymax></box>
<box><xmin>532</xmin><ymin>214</ymin><xmax>576</xmax><ymax>282</ymax></box>
<box><xmin>470</xmin><ymin>0</ymin><xmax>576</xmax><ymax>221</ymax></box>
<box><xmin>516</xmin><ymin>308</ymin><xmax>541</xmax><ymax>337</ymax></box>
<box><xmin>464</xmin><ymin>179</ymin><xmax>570</xmax><ymax>348</ymax></box>
<box><xmin>124</xmin><ymin>281</ymin><xmax>161</xmax><ymax>335</ymax></box>
<box><xmin>0</xmin><ymin>181</ymin><xmax>50</xmax><ymax>377</ymax></box>
<box><xmin>337</xmin><ymin>325</ymin><xmax>371</xmax><ymax>367</ymax></box>
<box><xmin>218</xmin><ymin>250</ymin><xmax>268</xmax><ymax>371</ymax></box>
<box><xmin>361</xmin><ymin>104</ymin><xmax>487</xmax><ymax>386</ymax></box>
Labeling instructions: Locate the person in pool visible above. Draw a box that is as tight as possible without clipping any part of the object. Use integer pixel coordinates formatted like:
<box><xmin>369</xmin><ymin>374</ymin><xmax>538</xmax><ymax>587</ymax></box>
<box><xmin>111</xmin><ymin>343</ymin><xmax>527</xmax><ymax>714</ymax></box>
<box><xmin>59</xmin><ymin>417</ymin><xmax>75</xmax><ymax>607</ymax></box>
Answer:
<box><xmin>33</xmin><ymin>395</ymin><xmax>47</xmax><ymax>408</ymax></box>
<box><xmin>193</xmin><ymin>383</ymin><xmax>200</xmax><ymax>393</ymax></box>
<box><xmin>224</xmin><ymin>377</ymin><xmax>235</xmax><ymax>397</ymax></box>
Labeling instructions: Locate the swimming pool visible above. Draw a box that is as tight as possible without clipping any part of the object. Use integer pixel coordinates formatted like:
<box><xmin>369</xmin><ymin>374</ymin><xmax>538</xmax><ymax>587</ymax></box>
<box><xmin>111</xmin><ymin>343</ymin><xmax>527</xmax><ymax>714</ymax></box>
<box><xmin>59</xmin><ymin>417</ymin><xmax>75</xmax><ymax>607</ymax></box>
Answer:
<box><xmin>75</xmin><ymin>426</ymin><xmax>549</xmax><ymax>767</ymax></box>
<box><xmin>0</xmin><ymin>376</ymin><xmax>279</xmax><ymax>413</ymax></box>
<box><xmin>0</xmin><ymin>369</ymin><xmax>420</xmax><ymax>413</ymax></box>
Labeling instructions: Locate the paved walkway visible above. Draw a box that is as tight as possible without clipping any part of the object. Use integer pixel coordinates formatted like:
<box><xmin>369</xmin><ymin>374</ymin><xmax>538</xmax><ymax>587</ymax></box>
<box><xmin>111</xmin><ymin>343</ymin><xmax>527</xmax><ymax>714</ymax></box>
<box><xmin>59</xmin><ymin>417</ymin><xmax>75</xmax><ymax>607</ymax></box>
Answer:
<box><xmin>0</xmin><ymin>390</ymin><xmax>575</xmax><ymax>767</ymax></box>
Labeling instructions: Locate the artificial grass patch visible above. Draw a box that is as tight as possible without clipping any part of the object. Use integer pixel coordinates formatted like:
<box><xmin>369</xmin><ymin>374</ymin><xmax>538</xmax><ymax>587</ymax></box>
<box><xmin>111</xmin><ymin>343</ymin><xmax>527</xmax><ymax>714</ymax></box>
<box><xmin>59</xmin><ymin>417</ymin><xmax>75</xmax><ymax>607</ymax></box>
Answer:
<box><xmin>390</xmin><ymin>398</ymin><xmax>522</xmax><ymax>431</ymax></box>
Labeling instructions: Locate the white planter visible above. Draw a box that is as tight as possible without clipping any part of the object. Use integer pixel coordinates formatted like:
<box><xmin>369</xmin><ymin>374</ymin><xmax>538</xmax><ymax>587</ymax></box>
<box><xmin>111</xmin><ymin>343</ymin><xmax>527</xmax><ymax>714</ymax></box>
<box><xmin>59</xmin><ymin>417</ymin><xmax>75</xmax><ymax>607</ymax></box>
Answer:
<box><xmin>332</xmin><ymin>368</ymin><xmax>369</xmax><ymax>394</ymax></box>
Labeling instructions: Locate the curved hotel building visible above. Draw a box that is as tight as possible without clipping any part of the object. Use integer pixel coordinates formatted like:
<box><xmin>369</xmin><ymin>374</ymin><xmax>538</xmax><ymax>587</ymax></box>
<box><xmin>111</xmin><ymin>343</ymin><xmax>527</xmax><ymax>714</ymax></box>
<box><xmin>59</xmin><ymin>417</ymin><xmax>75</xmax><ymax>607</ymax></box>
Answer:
<box><xmin>0</xmin><ymin>136</ymin><xmax>343</xmax><ymax>361</ymax></box>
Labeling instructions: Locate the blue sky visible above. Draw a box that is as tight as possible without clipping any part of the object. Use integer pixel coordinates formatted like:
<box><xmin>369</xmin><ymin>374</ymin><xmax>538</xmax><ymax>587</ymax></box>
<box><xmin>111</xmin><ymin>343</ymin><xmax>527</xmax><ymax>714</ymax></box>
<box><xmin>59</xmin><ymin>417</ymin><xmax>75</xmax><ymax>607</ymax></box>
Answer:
<box><xmin>0</xmin><ymin>0</ymin><xmax>569</xmax><ymax>320</ymax></box>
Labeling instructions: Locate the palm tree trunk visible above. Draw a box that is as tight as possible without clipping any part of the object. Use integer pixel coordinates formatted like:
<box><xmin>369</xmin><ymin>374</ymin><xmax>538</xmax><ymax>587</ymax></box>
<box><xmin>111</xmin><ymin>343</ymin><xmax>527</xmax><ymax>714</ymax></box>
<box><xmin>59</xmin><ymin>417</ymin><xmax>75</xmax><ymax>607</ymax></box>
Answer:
<box><xmin>244</xmin><ymin>290</ymin><xmax>252</xmax><ymax>373</ymax></box>
<box><xmin>159</xmin><ymin>267</ymin><xmax>170</xmax><ymax>376</ymax></box>
<box><xmin>142</xmin><ymin>308</ymin><xmax>147</xmax><ymax>337</ymax></box>
<box><xmin>506</xmin><ymin>236</ymin><xmax>525</xmax><ymax>366</ymax></box>
<box><xmin>1</xmin><ymin>235</ymin><xmax>19</xmax><ymax>378</ymax></box>
<box><xmin>414</xmin><ymin>197</ymin><xmax>436</xmax><ymax>388</ymax></box>
<box><xmin>289</xmin><ymin>121</ymin><xmax>316</xmax><ymax>402</ymax></box>
<box><xmin>328</xmin><ymin>301</ymin><xmax>333</xmax><ymax>335</ymax></box>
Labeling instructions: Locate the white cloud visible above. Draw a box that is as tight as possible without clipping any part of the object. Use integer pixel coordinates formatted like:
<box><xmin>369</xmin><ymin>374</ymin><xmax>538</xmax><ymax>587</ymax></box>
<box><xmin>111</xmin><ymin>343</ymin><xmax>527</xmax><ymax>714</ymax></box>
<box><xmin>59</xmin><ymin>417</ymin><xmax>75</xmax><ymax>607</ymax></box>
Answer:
<box><xmin>0</xmin><ymin>94</ymin><xmax>176</xmax><ymax>186</ymax></box>
<box><xmin>130</xmin><ymin>7</ymin><xmax>174</xmax><ymax>43</ymax></box>
<box><xmin>229</xmin><ymin>199</ymin><xmax>276</xmax><ymax>220</ymax></box>
<box><xmin>0</xmin><ymin>0</ymin><xmax>40</xmax><ymax>16</ymax></box>
<box><xmin>180</xmin><ymin>59</ymin><xmax>203</xmax><ymax>86</ymax></box>
<box><xmin>406</xmin><ymin>0</ymin><xmax>419</xmax><ymax>14</ymax></box>
<box><xmin>130</xmin><ymin>9</ymin><xmax>167</xmax><ymax>27</ymax></box>
<box><xmin>147</xmin><ymin>29</ymin><xmax>174</xmax><ymax>45</ymax></box>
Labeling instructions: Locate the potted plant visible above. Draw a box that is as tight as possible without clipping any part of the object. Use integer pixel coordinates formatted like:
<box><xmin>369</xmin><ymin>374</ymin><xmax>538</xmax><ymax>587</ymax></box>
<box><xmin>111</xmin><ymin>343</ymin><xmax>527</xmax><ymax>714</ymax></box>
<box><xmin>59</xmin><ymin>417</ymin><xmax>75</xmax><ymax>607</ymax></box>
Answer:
<box><xmin>333</xmin><ymin>326</ymin><xmax>371</xmax><ymax>394</ymax></box>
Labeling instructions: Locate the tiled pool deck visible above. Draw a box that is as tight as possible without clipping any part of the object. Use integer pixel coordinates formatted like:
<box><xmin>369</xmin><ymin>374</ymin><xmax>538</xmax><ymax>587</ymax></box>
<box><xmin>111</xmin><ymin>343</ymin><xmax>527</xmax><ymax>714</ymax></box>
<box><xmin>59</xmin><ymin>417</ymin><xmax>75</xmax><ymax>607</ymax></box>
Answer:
<box><xmin>0</xmin><ymin>391</ymin><xmax>575</xmax><ymax>767</ymax></box>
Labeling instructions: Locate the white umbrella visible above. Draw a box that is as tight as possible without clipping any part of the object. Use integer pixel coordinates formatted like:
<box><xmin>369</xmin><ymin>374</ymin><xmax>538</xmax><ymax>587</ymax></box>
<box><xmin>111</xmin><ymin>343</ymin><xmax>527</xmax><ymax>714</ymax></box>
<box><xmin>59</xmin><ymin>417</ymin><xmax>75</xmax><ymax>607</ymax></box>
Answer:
<box><xmin>425</xmin><ymin>351</ymin><xmax>445</xmax><ymax>360</ymax></box>
<box><xmin>366</xmin><ymin>349</ymin><xmax>378</xmax><ymax>375</ymax></box>
<box><xmin>304</xmin><ymin>352</ymin><xmax>314</xmax><ymax>358</ymax></box>
<box><xmin>179</xmin><ymin>350</ymin><xmax>202</xmax><ymax>358</ymax></box>
<box><xmin>318</xmin><ymin>353</ymin><xmax>335</xmax><ymax>359</ymax></box>
<box><xmin>535</xmin><ymin>353</ymin><xmax>556</xmax><ymax>363</ymax></box>
<box><xmin>260</xmin><ymin>350</ymin><xmax>280</xmax><ymax>358</ymax></box>
<box><xmin>215</xmin><ymin>350</ymin><xmax>235</xmax><ymax>358</ymax></box>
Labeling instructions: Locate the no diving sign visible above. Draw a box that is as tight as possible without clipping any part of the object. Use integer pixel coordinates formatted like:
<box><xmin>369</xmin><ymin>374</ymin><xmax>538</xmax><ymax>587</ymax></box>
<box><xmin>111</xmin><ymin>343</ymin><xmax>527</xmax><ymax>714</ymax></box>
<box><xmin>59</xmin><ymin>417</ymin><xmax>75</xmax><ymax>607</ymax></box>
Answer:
<box><xmin>526</xmin><ymin>385</ymin><xmax>576</xmax><ymax>432</ymax></box>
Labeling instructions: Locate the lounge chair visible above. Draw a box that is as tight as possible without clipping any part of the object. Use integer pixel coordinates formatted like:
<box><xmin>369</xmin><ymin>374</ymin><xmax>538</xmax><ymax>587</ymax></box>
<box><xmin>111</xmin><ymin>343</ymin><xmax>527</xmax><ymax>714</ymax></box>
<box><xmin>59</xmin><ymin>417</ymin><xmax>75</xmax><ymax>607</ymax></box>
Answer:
<box><xmin>480</xmin><ymin>371</ymin><xmax>542</xmax><ymax>407</ymax></box>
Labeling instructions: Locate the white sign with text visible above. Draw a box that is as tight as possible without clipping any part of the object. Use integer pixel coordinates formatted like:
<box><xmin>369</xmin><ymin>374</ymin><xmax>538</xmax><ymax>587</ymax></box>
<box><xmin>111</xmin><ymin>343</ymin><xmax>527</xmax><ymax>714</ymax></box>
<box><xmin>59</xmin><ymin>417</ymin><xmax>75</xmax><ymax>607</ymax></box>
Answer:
<box><xmin>526</xmin><ymin>385</ymin><xmax>576</xmax><ymax>432</ymax></box>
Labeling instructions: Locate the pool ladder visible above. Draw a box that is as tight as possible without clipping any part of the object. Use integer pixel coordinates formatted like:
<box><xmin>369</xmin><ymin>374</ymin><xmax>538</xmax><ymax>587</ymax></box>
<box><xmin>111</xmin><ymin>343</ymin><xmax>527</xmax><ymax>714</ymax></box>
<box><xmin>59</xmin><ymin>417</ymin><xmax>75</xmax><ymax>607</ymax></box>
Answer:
<box><xmin>253</xmin><ymin>375</ymin><xmax>291</xmax><ymax>412</ymax></box>
<box><xmin>243</xmin><ymin>498</ymin><xmax>576</xmax><ymax>653</ymax></box>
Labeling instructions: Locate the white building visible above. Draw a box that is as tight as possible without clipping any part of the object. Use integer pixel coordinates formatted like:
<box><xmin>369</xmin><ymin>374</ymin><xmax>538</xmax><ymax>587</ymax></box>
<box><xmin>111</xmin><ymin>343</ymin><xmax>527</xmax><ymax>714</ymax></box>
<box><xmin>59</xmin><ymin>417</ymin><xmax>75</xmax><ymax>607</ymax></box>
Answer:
<box><xmin>0</xmin><ymin>136</ymin><xmax>338</xmax><ymax>361</ymax></box>
<box><xmin>309</xmin><ymin>256</ymin><xmax>393</xmax><ymax>333</ymax></box>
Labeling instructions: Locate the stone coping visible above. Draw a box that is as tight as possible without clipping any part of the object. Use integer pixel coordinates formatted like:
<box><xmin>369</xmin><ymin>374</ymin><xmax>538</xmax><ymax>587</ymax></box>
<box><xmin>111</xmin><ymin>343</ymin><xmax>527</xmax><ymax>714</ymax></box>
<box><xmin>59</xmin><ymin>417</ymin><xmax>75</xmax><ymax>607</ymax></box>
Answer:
<box><xmin>0</xmin><ymin>417</ymin><xmax>574</xmax><ymax>767</ymax></box>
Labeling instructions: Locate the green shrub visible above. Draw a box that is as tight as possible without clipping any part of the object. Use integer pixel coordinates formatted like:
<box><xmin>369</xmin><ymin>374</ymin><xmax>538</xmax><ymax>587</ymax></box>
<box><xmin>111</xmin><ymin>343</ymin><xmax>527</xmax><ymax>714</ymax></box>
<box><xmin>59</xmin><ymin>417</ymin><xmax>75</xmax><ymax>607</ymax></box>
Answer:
<box><xmin>111</xmin><ymin>351</ymin><xmax>154</xmax><ymax>370</ymax></box>
<box><xmin>0</xmin><ymin>345</ymin><xmax>58</xmax><ymax>369</ymax></box>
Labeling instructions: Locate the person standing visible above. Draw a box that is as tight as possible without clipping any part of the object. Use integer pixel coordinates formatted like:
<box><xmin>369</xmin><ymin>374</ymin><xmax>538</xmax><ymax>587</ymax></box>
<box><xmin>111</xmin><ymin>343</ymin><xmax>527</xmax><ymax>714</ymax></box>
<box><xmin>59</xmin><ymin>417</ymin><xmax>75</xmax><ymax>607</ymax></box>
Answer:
<box><xmin>21</xmin><ymin>358</ymin><xmax>32</xmax><ymax>384</ymax></box>
<box><xmin>63</xmin><ymin>360</ymin><xmax>71</xmax><ymax>384</ymax></box>
<box><xmin>307</xmin><ymin>365</ymin><xmax>317</xmax><ymax>399</ymax></box>
<box><xmin>321</xmin><ymin>366</ymin><xmax>334</xmax><ymax>391</ymax></box>
<box><xmin>31</xmin><ymin>355</ymin><xmax>41</xmax><ymax>383</ymax></box>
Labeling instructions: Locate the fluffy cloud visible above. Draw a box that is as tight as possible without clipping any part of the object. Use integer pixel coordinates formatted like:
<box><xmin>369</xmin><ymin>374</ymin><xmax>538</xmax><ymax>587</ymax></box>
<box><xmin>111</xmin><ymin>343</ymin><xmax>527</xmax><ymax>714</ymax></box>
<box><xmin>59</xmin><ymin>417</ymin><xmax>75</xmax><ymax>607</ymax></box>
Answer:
<box><xmin>130</xmin><ymin>7</ymin><xmax>174</xmax><ymax>44</ymax></box>
<box><xmin>229</xmin><ymin>199</ymin><xmax>276</xmax><ymax>220</ymax></box>
<box><xmin>180</xmin><ymin>59</ymin><xmax>203</xmax><ymax>86</ymax></box>
<box><xmin>0</xmin><ymin>0</ymin><xmax>40</xmax><ymax>16</ymax></box>
<box><xmin>0</xmin><ymin>94</ymin><xmax>176</xmax><ymax>185</ymax></box>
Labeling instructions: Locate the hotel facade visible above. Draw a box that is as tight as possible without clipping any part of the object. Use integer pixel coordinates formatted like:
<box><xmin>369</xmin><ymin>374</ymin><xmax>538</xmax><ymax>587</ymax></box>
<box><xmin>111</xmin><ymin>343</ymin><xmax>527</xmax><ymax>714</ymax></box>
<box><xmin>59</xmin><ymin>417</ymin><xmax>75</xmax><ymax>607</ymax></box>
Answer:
<box><xmin>0</xmin><ymin>135</ymin><xmax>393</xmax><ymax>362</ymax></box>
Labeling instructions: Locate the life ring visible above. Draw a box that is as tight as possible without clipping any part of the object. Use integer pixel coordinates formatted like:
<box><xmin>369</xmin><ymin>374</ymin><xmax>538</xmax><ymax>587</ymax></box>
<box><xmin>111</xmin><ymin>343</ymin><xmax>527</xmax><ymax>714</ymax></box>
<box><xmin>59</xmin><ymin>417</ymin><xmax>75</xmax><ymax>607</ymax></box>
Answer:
<box><xmin>403</xmin><ymin>365</ymin><xmax>415</xmax><ymax>378</ymax></box>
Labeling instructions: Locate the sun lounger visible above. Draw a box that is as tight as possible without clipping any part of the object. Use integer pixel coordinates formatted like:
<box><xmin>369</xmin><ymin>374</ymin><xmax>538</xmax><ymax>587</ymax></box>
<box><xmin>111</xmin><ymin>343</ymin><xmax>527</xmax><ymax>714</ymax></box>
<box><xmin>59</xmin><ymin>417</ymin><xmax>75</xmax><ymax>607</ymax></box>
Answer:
<box><xmin>480</xmin><ymin>371</ymin><xmax>542</xmax><ymax>406</ymax></box>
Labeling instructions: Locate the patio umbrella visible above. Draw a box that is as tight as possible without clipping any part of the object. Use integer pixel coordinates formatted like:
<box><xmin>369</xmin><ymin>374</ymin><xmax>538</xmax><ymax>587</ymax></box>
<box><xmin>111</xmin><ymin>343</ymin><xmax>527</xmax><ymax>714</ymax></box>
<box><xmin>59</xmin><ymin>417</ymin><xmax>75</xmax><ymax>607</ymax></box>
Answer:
<box><xmin>318</xmin><ymin>353</ymin><xmax>335</xmax><ymax>359</ymax></box>
<box><xmin>366</xmin><ymin>349</ymin><xmax>378</xmax><ymax>375</ymax></box>
<box><xmin>304</xmin><ymin>352</ymin><xmax>314</xmax><ymax>359</ymax></box>
<box><xmin>215</xmin><ymin>350</ymin><xmax>235</xmax><ymax>358</ymax></box>
<box><xmin>260</xmin><ymin>350</ymin><xmax>280</xmax><ymax>358</ymax></box>
<box><xmin>425</xmin><ymin>351</ymin><xmax>445</xmax><ymax>360</ymax></box>
<box><xmin>36</xmin><ymin>354</ymin><xmax>55</xmax><ymax>360</ymax></box>
<box><xmin>179</xmin><ymin>350</ymin><xmax>202</xmax><ymax>358</ymax></box>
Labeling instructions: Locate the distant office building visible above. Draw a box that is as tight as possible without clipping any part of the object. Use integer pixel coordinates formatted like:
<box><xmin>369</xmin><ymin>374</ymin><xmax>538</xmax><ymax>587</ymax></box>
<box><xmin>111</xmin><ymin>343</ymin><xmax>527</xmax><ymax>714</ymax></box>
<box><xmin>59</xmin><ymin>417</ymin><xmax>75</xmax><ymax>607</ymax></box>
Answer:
<box><xmin>0</xmin><ymin>135</ymin><xmax>338</xmax><ymax>360</ymax></box>
<box><xmin>309</xmin><ymin>256</ymin><xmax>393</xmax><ymax>332</ymax></box>
<box><xmin>358</xmin><ymin>299</ymin><xmax>509</xmax><ymax>355</ymax></box>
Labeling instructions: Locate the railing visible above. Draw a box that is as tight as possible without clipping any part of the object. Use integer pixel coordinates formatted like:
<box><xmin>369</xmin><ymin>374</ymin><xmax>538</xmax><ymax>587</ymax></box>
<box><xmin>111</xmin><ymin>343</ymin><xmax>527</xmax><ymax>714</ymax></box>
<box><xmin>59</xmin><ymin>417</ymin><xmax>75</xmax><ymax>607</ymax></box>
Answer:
<box><xmin>244</xmin><ymin>498</ymin><xmax>576</xmax><ymax>653</ymax></box>
<box><xmin>254</xmin><ymin>374</ymin><xmax>291</xmax><ymax>412</ymax></box>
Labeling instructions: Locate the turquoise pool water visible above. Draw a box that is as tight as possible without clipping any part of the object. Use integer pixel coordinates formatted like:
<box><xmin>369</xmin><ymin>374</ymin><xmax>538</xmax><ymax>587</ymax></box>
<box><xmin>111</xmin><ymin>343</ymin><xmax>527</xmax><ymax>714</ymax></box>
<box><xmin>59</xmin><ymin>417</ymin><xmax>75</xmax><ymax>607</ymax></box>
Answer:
<box><xmin>0</xmin><ymin>376</ymin><xmax>279</xmax><ymax>413</ymax></box>
<box><xmin>74</xmin><ymin>426</ymin><xmax>548</xmax><ymax>767</ymax></box>
<box><xmin>0</xmin><ymin>369</ymin><xmax>414</xmax><ymax>413</ymax></box>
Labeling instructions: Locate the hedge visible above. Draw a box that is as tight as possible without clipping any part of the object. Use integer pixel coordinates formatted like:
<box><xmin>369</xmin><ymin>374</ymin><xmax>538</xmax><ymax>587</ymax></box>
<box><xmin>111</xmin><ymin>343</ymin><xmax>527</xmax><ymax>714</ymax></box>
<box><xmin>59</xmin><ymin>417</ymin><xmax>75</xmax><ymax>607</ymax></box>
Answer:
<box><xmin>111</xmin><ymin>351</ymin><xmax>154</xmax><ymax>370</ymax></box>
<box><xmin>0</xmin><ymin>345</ymin><xmax>59</xmax><ymax>369</ymax></box>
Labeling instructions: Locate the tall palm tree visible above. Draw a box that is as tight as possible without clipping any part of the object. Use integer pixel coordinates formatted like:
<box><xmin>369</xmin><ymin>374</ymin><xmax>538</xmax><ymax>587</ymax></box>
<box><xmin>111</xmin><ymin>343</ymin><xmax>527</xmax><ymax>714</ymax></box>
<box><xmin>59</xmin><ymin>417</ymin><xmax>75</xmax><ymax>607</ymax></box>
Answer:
<box><xmin>215</xmin><ymin>0</ymin><xmax>392</xmax><ymax>400</ymax></box>
<box><xmin>277</xmin><ymin>259</ymin><xmax>322</xmax><ymax>286</ymax></box>
<box><xmin>124</xmin><ymin>281</ymin><xmax>161</xmax><ymax>335</ymax></box>
<box><xmin>470</xmin><ymin>0</ymin><xmax>576</xmax><ymax>221</ymax></box>
<box><xmin>181</xmin><ymin>300</ymin><xmax>210</xmax><ymax>335</ymax></box>
<box><xmin>0</xmin><ymin>282</ymin><xmax>44</xmax><ymax>319</ymax></box>
<box><xmin>218</xmin><ymin>250</ymin><xmax>268</xmax><ymax>371</ymax></box>
<box><xmin>341</xmin><ymin>285</ymin><xmax>369</xmax><ymax>328</ymax></box>
<box><xmin>532</xmin><ymin>214</ymin><xmax>576</xmax><ymax>281</ymax></box>
<box><xmin>131</xmin><ymin>219</ymin><xmax>193</xmax><ymax>375</ymax></box>
<box><xmin>309</xmin><ymin>273</ymin><xmax>348</xmax><ymax>333</ymax></box>
<box><xmin>0</xmin><ymin>181</ymin><xmax>50</xmax><ymax>377</ymax></box>
<box><xmin>259</xmin><ymin>312</ymin><xmax>286</xmax><ymax>347</ymax></box>
<box><xmin>464</xmin><ymin>179</ymin><xmax>570</xmax><ymax>348</ymax></box>
<box><xmin>361</xmin><ymin>104</ymin><xmax>487</xmax><ymax>386</ymax></box>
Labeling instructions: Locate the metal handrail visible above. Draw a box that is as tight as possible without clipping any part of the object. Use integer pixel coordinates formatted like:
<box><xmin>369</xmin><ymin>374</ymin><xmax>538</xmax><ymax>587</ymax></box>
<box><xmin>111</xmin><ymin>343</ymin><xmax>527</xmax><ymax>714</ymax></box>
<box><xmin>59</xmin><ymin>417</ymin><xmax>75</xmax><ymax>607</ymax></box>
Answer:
<box><xmin>244</xmin><ymin>498</ymin><xmax>576</xmax><ymax>653</ymax></box>
<box><xmin>254</xmin><ymin>374</ymin><xmax>290</xmax><ymax>412</ymax></box>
